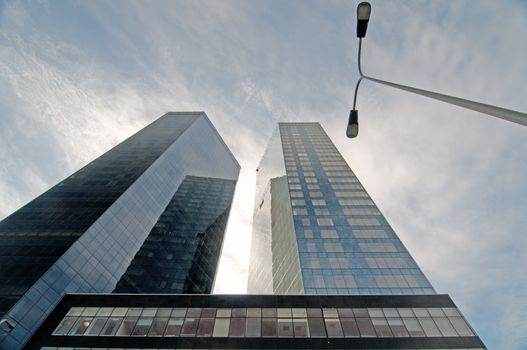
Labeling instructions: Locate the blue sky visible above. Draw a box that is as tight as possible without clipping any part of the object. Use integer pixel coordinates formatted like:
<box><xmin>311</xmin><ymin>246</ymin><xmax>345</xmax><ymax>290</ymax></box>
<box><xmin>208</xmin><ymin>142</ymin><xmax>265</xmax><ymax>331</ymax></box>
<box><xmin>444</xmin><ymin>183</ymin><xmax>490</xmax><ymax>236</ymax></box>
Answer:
<box><xmin>1</xmin><ymin>0</ymin><xmax>526</xmax><ymax>348</ymax></box>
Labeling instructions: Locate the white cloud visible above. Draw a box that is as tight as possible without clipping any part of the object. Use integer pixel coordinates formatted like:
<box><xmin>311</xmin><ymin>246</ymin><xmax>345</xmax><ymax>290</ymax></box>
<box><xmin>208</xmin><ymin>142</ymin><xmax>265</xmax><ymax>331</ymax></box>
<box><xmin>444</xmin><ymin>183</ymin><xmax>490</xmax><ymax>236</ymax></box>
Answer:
<box><xmin>0</xmin><ymin>1</ymin><xmax>526</xmax><ymax>347</ymax></box>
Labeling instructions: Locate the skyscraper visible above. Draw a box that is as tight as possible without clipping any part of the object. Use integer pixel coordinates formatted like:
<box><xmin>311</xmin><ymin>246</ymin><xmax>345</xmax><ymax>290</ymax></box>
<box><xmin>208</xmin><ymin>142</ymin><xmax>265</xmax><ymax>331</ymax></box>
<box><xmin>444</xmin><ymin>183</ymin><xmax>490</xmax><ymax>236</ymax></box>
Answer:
<box><xmin>249</xmin><ymin>122</ymin><xmax>434</xmax><ymax>295</ymax></box>
<box><xmin>22</xmin><ymin>120</ymin><xmax>485</xmax><ymax>350</ymax></box>
<box><xmin>0</xmin><ymin>112</ymin><xmax>240</xmax><ymax>349</ymax></box>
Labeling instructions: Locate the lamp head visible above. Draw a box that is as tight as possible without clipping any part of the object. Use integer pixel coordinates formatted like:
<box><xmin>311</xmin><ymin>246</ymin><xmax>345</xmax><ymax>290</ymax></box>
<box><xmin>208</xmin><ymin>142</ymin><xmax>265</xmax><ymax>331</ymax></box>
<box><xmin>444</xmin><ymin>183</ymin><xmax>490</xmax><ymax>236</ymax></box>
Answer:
<box><xmin>347</xmin><ymin>110</ymin><xmax>359</xmax><ymax>138</ymax></box>
<box><xmin>356</xmin><ymin>2</ymin><xmax>371</xmax><ymax>38</ymax></box>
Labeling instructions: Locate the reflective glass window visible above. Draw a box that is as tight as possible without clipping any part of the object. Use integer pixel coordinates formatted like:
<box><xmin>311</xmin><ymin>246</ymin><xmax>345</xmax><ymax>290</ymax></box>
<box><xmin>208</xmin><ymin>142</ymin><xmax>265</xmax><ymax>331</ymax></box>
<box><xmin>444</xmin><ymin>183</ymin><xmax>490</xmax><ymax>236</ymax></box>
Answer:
<box><xmin>100</xmin><ymin>318</ymin><xmax>123</xmax><ymax>336</ymax></box>
<box><xmin>132</xmin><ymin>318</ymin><xmax>153</xmax><ymax>336</ymax></box>
<box><xmin>325</xmin><ymin>318</ymin><xmax>343</xmax><ymax>337</ymax></box>
<box><xmin>356</xmin><ymin>318</ymin><xmax>376</xmax><ymax>337</ymax></box>
<box><xmin>85</xmin><ymin>318</ymin><xmax>108</xmax><ymax>336</ymax></box>
<box><xmin>229</xmin><ymin>318</ymin><xmax>245</xmax><ymax>337</ymax></box>
<box><xmin>402</xmin><ymin>317</ymin><xmax>425</xmax><ymax>337</ymax></box>
<box><xmin>197</xmin><ymin>318</ymin><xmax>215</xmax><ymax>337</ymax></box>
<box><xmin>277</xmin><ymin>318</ymin><xmax>293</xmax><ymax>337</ymax></box>
<box><xmin>180</xmin><ymin>317</ymin><xmax>199</xmax><ymax>336</ymax></box>
<box><xmin>262</xmin><ymin>318</ymin><xmax>277</xmax><ymax>336</ymax></box>
<box><xmin>53</xmin><ymin>317</ymin><xmax>77</xmax><ymax>335</ymax></box>
<box><xmin>212</xmin><ymin>318</ymin><xmax>230</xmax><ymax>337</ymax></box>
<box><xmin>148</xmin><ymin>318</ymin><xmax>169</xmax><ymax>336</ymax></box>
<box><xmin>165</xmin><ymin>318</ymin><xmax>184</xmax><ymax>336</ymax></box>
<box><xmin>116</xmin><ymin>317</ymin><xmax>138</xmax><ymax>336</ymax></box>
<box><xmin>246</xmin><ymin>317</ymin><xmax>261</xmax><ymax>337</ymax></box>
<box><xmin>449</xmin><ymin>317</ymin><xmax>473</xmax><ymax>336</ymax></box>
<box><xmin>307</xmin><ymin>318</ymin><xmax>326</xmax><ymax>337</ymax></box>
<box><xmin>341</xmin><ymin>318</ymin><xmax>360</xmax><ymax>337</ymax></box>
<box><xmin>418</xmin><ymin>318</ymin><xmax>442</xmax><ymax>337</ymax></box>
<box><xmin>293</xmin><ymin>318</ymin><xmax>309</xmax><ymax>337</ymax></box>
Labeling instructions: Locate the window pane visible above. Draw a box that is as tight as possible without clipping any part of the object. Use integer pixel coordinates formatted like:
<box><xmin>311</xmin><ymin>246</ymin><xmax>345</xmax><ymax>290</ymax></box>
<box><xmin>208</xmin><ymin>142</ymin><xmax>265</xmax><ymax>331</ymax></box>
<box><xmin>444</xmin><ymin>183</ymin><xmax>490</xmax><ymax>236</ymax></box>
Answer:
<box><xmin>132</xmin><ymin>318</ymin><xmax>153</xmax><ymax>336</ymax></box>
<box><xmin>325</xmin><ymin>319</ymin><xmax>343</xmax><ymax>337</ymax></box>
<box><xmin>418</xmin><ymin>318</ymin><xmax>441</xmax><ymax>337</ymax></box>
<box><xmin>246</xmin><ymin>317</ymin><xmax>261</xmax><ymax>337</ymax></box>
<box><xmin>156</xmin><ymin>308</ymin><xmax>172</xmax><ymax>318</ymax></box>
<box><xmin>216</xmin><ymin>308</ymin><xmax>231</xmax><ymax>318</ymax></box>
<box><xmin>70</xmin><ymin>318</ymin><xmax>93</xmax><ymax>335</ymax></box>
<box><xmin>171</xmin><ymin>308</ymin><xmax>187</xmax><ymax>318</ymax></box>
<box><xmin>338</xmin><ymin>308</ymin><xmax>354</xmax><ymax>318</ymax></box>
<box><xmin>413</xmin><ymin>308</ymin><xmax>429</xmax><ymax>317</ymax></box>
<box><xmin>111</xmin><ymin>308</ymin><xmax>128</xmax><ymax>317</ymax></box>
<box><xmin>126</xmin><ymin>308</ymin><xmax>142</xmax><ymax>317</ymax></box>
<box><xmin>341</xmin><ymin>318</ymin><xmax>360</xmax><ymax>337</ymax></box>
<box><xmin>232</xmin><ymin>308</ymin><xmax>247</xmax><ymax>317</ymax></box>
<box><xmin>262</xmin><ymin>318</ymin><xmax>277</xmax><ymax>337</ymax></box>
<box><xmin>433</xmin><ymin>317</ymin><xmax>457</xmax><ymax>336</ymax></box>
<box><xmin>307</xmin><ymin>308</ymin><xmax>322</xmax><ymax>317</ymax></box>
<box><xmin>449</xmin><ymin>317</ymin><xmax>473</xmax><ymax>336</ymax></box>
<box><xmin>100</xmin><ymin>318</ymin><xmax>123</xmax><ymax>336</ymax></box>
<box><xmin>201</xmin><ymin>308</ymin><xmax>216</xmax><ymax>318</ymax></box>
<box><xmin>229</xmin><ymin>318</ymin><xmax>246</xmax><ymax>337</ymax></box>
<box><xmin>262</xmin><ymin>308</ymin><xmax>277</xmax><ymax>317</ymax></box>
<box><xmin>66</xmin><ymin>307</ymin><xmax>84</xmax><ymax>317</ymax></box>
<box><xmin>148</xmin><ymin>318</ymin><xmax>169</xmax><ymax>336</ymax></box>
<box><xmin>292</xmin><ymin>308</ymin><xmax>307</xmax><ymax>318</ymax></box>
<box><xmin>402</xmin><ymin>317</ymin><xmax>425</xmax><ymax>337</ymax></box>
<box><xmin>308</xmin><ymin>318</ymin><xmax>326</xmax><ymax>337</ymax></box>
<box><xmin>277</xmin><ymin>319</ymin><xmax>293</xmax><ymax>337</ymax></box>
<box><xmin>213</xmin><ymin>318</ymin><xmax>230</xmax><ymax>337</ymax></box>
<box><xmin>165</xmin><ymin>318</ymin><xmax>184</xmax><ymax>336</ymax></box>
<box><xmin>96</xmin><ymin>308</ymin><xmax>114</xmax><ymax>317</ymax></box>
<box><xmin>277</xmin><ymin>308</ymin><xmax>292</xmax><ymax>318</ymax></box>
<box><xmin>186</xmin><ymin>308</ymin><xmax>202</xmax><ymax>318</ymax></box>
<box><xmin>356</xmin><ymin>318</ymin><xmax>376</xmax><ymax>337</ymax></box>
<box><xmin>323</xmin><ymin>308</ymin><xmax>338</xmax><ymax>318</ymax></box>
<box><xmin>293</xmin><ymin>319</ymin><xmax>309</xmax><ymax>337</ymax></box>
<box><xmin>197</xmin><ymin>318</ymin><xmax>215</xmax><ymax>337</ymax></box>
<box><xmin>53</xmin><ymin>317</ymin><xmax>77</xmax><ymax>335</ymax></box>
<box><xmin>81</xmin><ymin>307</ymin><xmax>99</xmax><ymax>317</ymax></box>
<box><xmin>372</xmin><ymin>318</ymin><xmax>392</xmax><ymax>337</ymax></box>
<box><xmin>85</xmin><ymin>318</ymin><xmax>108</xmax><ymax>336</ymax></box>
<box><xmin>353</xmin><ymin>308</ymin><xmax>369</xmax><ymax>317</ymax></box>
<box><xmin>181</xmin><ymin>318</ymin><xmax>199</xmax><ymax>336</ymax></box>
<box><xmin>141</xmin><ymin>308</ymin><xmax>157</xmax><ymax>317</ymax></box>
<box><xmin>428</xmin><ymin>308</ymin><xmax>445</xmax><ymax>317</ymax></box>
<box><xmin>442</xmin><ymin>308</ymin><xmax>461</xmax><ymax>317</ymax></box>
<box><xmin>247</xmin><ymin>308</ymin><xmax>262</xmax><ymax>318</ymax></box>
<box><xmin>116</xmin><ymin>317</ymin><xmax>138</xmax><ymax>336</ymax></box>
<box><xmin>387</xmin><ymin>318</ymin><xmax>409</xmax><ymax>337</ymax></box>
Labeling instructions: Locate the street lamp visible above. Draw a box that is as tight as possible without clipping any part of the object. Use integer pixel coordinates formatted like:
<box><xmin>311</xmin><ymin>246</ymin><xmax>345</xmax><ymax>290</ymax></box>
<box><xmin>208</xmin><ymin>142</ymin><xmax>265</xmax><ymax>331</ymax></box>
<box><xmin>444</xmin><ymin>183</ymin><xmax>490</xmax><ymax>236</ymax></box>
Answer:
<box><xmin>347</xmin><ymin>2</ymin><xmax>371</xmax><ymax>138</ymax></box>
<box><xmin>347</xmin><ymin>2</ymin><xmax>527</xmax><ymax>138</ymax></box>
<box><xmin>356</xmin><ymin>2</ymin><xmax>371</xmax><ymax>38</ymax></box>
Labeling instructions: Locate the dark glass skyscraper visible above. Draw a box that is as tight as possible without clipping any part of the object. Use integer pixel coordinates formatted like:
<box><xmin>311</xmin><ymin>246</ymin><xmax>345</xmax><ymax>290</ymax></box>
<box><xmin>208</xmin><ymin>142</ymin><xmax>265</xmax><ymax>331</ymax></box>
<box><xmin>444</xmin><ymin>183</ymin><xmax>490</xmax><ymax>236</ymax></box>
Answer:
<box><xmin>0</xmin><ymin>112</ymin><xmax>240</xmax><ymax>349</ymax></box>
<box><xmin>249</xmin><ymin>122</ymin><xmax>433</xmax><ymax>295</ymax></box>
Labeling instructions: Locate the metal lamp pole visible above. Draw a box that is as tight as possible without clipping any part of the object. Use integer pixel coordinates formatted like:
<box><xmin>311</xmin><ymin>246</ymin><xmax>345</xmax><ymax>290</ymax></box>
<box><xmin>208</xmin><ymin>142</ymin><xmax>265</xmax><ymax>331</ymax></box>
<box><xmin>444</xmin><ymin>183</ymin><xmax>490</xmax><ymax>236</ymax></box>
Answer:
<box><xmin>347</xmin><ymin>1</ymin><xmax>527</xmax><ymax>138</ymax></box>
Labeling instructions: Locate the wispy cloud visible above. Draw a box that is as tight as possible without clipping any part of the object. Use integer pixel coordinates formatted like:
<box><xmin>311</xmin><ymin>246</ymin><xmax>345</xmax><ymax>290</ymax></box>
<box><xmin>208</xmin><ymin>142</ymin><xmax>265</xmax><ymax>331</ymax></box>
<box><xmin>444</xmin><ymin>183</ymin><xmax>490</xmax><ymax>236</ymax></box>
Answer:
<box><xmin>0</xmin><ymin>1</ymin><xmax>526</xmax><ymax>347</ymax></box>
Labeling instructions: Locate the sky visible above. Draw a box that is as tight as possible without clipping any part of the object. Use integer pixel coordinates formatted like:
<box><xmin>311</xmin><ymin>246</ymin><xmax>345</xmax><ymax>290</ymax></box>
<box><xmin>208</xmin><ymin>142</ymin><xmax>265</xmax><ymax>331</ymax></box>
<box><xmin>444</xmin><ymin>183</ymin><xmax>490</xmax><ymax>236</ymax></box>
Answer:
<box><xmin>0</xmin><ymin>0</ymin><xmax>526</xmax><ymax>348</ymax></box>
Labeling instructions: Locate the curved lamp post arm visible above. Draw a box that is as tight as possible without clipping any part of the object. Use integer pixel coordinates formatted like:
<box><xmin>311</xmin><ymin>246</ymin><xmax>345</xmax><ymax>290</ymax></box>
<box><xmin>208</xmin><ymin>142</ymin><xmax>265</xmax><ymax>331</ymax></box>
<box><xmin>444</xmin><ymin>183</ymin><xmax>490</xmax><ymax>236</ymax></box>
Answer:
<box><xmin>353</xmin><ymin>36</ymin><xmax>527</xmax><ymax>128</ymax></box>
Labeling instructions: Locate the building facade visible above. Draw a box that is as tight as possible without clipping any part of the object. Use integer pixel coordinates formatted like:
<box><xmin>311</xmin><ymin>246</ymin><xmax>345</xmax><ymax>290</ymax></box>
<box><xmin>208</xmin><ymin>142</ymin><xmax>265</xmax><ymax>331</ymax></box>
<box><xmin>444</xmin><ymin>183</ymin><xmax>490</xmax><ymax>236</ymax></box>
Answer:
<box><xmin>19</xmin><ymin>120</ymin><xmax>486</xmax><ymax>349</ymax></box>
<box><xmin>0</xmin><ymin>112</ymin><xmax>240</xmax><ymax>349</ymax></box>
<box><xmin>25</xmin><ymin>293</ymin><xmax>485</xmax><ymax>350</ymax></box>
<box><xmin>249</xmin><ymin>122</ymin><xmax>434</xmax><ymax>295</ymax></box>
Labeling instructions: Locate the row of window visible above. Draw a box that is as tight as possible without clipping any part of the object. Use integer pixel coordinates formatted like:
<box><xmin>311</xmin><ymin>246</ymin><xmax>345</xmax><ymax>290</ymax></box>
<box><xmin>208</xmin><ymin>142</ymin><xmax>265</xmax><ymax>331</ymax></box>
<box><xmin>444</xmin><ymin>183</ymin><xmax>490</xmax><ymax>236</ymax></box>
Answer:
<box><xmin>54</xmin><ymin>306</ymin><xmax>473</xmax><ymax>339</ymax></box>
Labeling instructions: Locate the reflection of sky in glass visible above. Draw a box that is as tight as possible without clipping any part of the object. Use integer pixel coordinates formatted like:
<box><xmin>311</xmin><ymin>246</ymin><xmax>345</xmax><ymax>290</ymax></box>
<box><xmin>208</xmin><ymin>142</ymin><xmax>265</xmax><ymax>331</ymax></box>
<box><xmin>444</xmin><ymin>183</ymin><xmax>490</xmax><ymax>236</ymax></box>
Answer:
<box><xmin>0</xmin><ymin>113</ymin><xmax>240</xmax><ymax>349</ymax></box>
<box><xmin>250</xmin><ymin>122</ymin><xmax>434</xmax><ymax>296</ymax></box>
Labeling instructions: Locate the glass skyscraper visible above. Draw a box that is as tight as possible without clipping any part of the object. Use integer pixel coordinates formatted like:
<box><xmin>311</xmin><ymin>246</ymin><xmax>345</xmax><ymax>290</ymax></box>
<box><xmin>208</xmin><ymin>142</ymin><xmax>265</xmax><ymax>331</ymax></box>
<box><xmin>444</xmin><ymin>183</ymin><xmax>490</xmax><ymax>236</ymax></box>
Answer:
<box><xmin>19</xmin><ymin>120</ymin><xmax>485</xmax><ymax>350</ymax></box>
<box><xmin>249</xmin><ymin>122</ymin><xmax>433</xmax><ymax>295</ymax></box>
<box><xmin>0</xmin><ymin>112</ymin><xmax>240</xmax><ymax>349</ymax></box>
